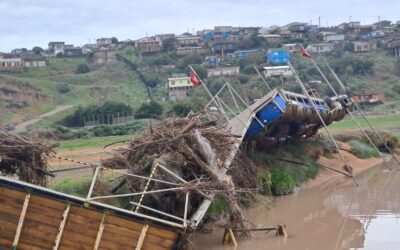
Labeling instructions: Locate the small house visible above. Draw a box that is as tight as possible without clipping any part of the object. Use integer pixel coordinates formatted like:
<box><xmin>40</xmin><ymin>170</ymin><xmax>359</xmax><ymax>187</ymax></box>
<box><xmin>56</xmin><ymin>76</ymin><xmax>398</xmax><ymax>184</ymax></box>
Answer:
<box><xmin>22</xmin><ymin>57</ymin><xmax>47</xmax><ymax>67</ymax></box>
<box><xmin>0</xmin><ymin>58</ymin><xmax>24</xmax><ymax>72</ymax></box>
<box><xmin>135</xmin><ymin>38</ymin><xmax>162</xmax><ymax>54</ymax></box>
<box><xmin>96</xmin><ymin>38</ymin><xmax>113</xmax><ymax>47</ymax></box>
<box><xmin>353</xmin><ymin>41</ymin><xmax>373</xmax><ymax>53</ymax></box>
<box><xmin>324</xmin><ymin>34</ymin><xmax>345</xmax><ymax>43</ymax></box>
<box><xmin>207</xmin><ymin>66</ymin><xmax>240</xmax><ymax>78</ymax></box>
<box><xmin>176</xmin><ymin>47</ymin><xmax>208</xmax><ymax>55</ymax></box>
<box><xmin>267</xmin><ymin>49</ymin><xmax>291</xmax><ymax>65</ymax></box>
<box><xmin>351</xmin><ymin>93</ymin><xmax>384</xmax><ymax>105</ymax></box>
<box><xmin>282</xmin><ymin>44</ymin><xmax>301</xmax><ymax>53</ymax></box>
<box><xmin>263</xmin><ymin>66</ymin><xmax>293</xmax><ymax>77</ymax></box>
<box><xmin>48</xmin><ymin>42</ymin><xmax>65</xmax><ymax>56</ymax></box>
<box><xmin>211</xmin><ymin>43</ymin><xmax>235</xmax><ymax>54</ymax></box>
<box><xmin>229</xmin><ymin>49</ymin><xmax>259</xmax><ymax>58</ymax></box>
<box><xmin>306</xmin><ymin>43</ymin><xmax>334</xmax><ymax>53</ymax></box>
<box><xmin>168</xmin><ymin>74</ymin><xmax>193</xmax><ymax>101</ymax></box>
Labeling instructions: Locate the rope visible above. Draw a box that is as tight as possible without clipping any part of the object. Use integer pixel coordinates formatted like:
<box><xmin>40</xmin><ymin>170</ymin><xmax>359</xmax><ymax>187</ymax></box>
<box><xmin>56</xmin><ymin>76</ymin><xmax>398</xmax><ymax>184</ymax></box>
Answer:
<box><xmin>134</xmin><ymin>163</ymin><xmax>158</xmax><ymax>212</ymax></box>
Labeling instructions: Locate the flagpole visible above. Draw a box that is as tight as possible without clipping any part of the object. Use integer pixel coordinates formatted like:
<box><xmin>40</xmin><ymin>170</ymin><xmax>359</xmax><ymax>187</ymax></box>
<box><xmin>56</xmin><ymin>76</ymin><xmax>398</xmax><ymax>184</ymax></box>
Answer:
<box><xmin>188</xmin><ymin>65</ymin><xmax>216</xmax><ymax>100</ymax></box>
<box><xmin>188</xmin><ymin>65</ymin><xmax>229</xmax><ymax>119</ymax></box>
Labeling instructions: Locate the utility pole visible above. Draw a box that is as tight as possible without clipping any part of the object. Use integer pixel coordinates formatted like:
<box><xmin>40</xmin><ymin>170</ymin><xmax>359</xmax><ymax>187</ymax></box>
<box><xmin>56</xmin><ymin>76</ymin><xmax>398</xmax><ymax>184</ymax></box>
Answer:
<box><xmin>349</xmin><ymin>16</ymin><xmax>352</xmax><ymax>23</ymax></box>
<box><xmin>318</xmin><ymin>16</ymin><xmax>321</xmax><ymax>28</ymax></box>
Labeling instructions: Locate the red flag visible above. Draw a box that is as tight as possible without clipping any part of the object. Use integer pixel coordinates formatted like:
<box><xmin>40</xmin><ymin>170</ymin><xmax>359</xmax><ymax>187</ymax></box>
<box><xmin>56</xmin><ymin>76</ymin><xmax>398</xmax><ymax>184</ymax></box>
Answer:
<box><xmin>300</xmin><ymin>48</ymin><xmax>312</xmax><ymax>58</ymax></box>
<box><xmin>190</xmin><ymin>70</ymin><xmax>202</xmax><ymax>86</ymax></box>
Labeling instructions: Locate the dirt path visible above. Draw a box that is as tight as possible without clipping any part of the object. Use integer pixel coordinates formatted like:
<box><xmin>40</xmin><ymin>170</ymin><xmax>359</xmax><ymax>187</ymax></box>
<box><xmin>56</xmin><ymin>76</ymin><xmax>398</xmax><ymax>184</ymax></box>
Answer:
<box><xmin>15</xmin><ymin>105</ymin><xmax>73</xmax><ymax>132</ymax></box>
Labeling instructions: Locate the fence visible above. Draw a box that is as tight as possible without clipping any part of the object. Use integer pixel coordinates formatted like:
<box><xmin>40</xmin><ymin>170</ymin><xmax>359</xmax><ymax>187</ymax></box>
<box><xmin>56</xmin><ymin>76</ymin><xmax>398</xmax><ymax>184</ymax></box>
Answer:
<box><xmin>83</xmin><ymin>113</ymin><xmax>135</xmax><ymax>127</ymax></box>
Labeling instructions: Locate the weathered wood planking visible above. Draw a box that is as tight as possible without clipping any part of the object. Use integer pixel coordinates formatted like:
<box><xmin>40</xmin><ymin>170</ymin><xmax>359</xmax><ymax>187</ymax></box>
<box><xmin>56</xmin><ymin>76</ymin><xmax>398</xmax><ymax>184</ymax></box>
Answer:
<box><xmin>0</xmin><ymin>184</ymin><xmax>179</xmax><ymax>250</ymax></box>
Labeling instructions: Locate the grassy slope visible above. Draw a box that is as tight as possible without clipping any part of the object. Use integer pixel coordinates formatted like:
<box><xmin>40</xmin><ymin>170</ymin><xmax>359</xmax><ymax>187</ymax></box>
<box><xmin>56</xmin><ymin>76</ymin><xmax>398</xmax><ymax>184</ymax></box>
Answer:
<box><xmin>0</xmin><ymin>57</ymin><xmax>149</xmax><ymax>124</ymax></box>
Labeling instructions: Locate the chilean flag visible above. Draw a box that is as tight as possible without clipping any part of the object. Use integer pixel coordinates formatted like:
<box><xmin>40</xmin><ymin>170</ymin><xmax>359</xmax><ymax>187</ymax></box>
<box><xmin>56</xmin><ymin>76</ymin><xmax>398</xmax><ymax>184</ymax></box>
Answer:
<box><xmin>190</xmin><ymin>70</ymin><xmax>202</xmax><ymax>86</ymax></box>
<box><xmin>300</xmin><ymin>48</ymin><xmax>312</xmax><ymax>58</ymax></box>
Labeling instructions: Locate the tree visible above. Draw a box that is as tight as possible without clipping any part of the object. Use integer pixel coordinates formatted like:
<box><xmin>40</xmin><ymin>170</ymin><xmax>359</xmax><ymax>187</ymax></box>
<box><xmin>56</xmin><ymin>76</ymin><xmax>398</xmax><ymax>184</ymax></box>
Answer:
<box><xmin>135</xmin><ymin>101</ymin><xmax>163</xmax><ymax>119</ymax></box>
<box><xmin>32</xmin><ymin>46</ymin><xmax>43</xmax><ymax>55</ymax></box>
<box><xmin>185</xmin><ymin>64</ymin><xmax>207</xmax><ymax>79</ymax></box>
<box><xmin>75</xmin><ymin>63</ymin><xmax>90</xmax><ymax>74</ymax></box>
<box><xmin>57</xmin><ymin>84</ymin><xmax>71</xmax><ymax>93</ymax></box>
<box><xmin>238</xmin><ymin>74</ymin><xmax>249</xmax><ymax>84</ymax></box>
<box><xmin>111</xmin><ymin>37</ymin><xmax>118</xmax><ymax>44</ymax></box>
<box><xmin>143</xmin><ymin>74</ymin><xmax>160</xmax><ymax>88</ymax></box>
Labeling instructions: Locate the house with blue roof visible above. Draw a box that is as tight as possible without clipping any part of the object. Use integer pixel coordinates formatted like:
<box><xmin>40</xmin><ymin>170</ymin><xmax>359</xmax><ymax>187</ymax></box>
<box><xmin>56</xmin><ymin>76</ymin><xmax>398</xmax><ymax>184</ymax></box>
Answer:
<box><xmin>266</xmin><ymin>49</ymin><xmax>291</xmax><ymax>65</ymax></box>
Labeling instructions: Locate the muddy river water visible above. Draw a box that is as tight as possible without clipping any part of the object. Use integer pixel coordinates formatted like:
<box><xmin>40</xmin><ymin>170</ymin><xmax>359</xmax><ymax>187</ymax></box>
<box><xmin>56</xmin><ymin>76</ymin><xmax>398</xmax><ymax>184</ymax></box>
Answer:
<box><xmin>194</xmin><ymin>163</ymin><xmax>400</xmax><ymax>250</ymax></box>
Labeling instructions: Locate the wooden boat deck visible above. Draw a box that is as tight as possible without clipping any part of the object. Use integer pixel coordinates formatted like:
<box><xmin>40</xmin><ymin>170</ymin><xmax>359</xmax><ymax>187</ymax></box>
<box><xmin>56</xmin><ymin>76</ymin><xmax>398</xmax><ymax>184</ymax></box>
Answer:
<box><xmin>0</xmin><ymin>176</ymin><xmax>179</xmax><ymax>250</ymax></box>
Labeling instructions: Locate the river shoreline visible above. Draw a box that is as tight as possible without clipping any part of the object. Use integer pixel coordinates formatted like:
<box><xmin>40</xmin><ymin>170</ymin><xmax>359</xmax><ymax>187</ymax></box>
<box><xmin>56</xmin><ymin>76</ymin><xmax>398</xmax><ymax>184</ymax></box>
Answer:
<box><xmin>192</xmin><ymin>145</ymin><xmax>395</xmax><ymax>249</ymax></box>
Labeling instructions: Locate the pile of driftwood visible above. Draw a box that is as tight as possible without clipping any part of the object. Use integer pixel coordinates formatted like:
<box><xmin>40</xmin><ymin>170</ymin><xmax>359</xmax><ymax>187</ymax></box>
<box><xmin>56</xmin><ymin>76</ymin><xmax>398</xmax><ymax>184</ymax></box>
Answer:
<box><xmin>0</xmin><ymin>132</ymin><xmax>56</xmax><ymax>186</ymax></box>
<box><xmin>102</xmin><ymin>117</ymin><xmax>258</xmax><ymax>229</ymax></box>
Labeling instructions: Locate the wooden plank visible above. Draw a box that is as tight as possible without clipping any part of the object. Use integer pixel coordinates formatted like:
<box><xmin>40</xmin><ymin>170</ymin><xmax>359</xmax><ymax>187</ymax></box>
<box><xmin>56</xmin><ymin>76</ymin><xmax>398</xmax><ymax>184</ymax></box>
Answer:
<box><xmin>135</xmin><ymin>224</ymin><xmax>149</xmax><ymax>250</ymax></box>
<box><xmin>106</xmin><ymin>215</ymin><xmax>145</xmax><ymax>231</ymax></box>
<box><xmin>93</xmin><ymin>213</ymin><xmax>106</xmax><ymax>250</ymax></box>
<box><xmin>60</xmin><ymin>229</ymin><xmax>97</xmax><ymax>246</ymax></box>
<box><xmin>53</xmin><ymin>204</ymin><xmax>71</xmax><ymax>250</ymax></box>
<box><xmin>69</xmin><ymin>206</ymin><xmax>103</xmax><ymax>221</ymax></box>
<box><xmin>146</xmin><ymin>226</ymin><xmax>177</xmax><ymax>240</ymax></box>
<box><xmin>0</xmin><ymin>186</ymin><xmax>27</xmax><ymax>199</ymax></box>
<box><xmin>58</xmin><ymin>238</ymin><xmax>93</xmax><ymax>250</ymax></box>
<box><xmin>101</xmin><ymin>226</ymin><xmax>140</xmax><ymax>241</ymax></box>
<box><xmin>29</xmin><ymin>194</ymin><xmax>66</xmax><ymax>210</ymax></box>
<box><xmin>12</xmin><ymin>193</ymin><xmax>30</xmax><ymax>248</ymax></box>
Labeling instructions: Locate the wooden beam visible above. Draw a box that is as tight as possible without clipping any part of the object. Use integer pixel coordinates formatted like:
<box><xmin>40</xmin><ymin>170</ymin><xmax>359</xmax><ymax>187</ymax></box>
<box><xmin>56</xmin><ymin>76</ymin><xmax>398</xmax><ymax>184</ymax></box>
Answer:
<box><xmin>53</xmin><ymin>204</ymin><xmax>71</xmax><ymax>250</ymax></box>
<box><xmin>93</xmin><ymin>213</ymin><xmax>107</xmax><ymax>250</ymax></box>
<box><xmin>12</xmin><ymin>193</ymin><xmax>31</xmax><ymax>249</ymax></box>
<box><xmin>222</xmin><ymin>228</ymin><xmax>237</xmax><ymax>247</ymax></box>
<box><xmin>135</xmin><ymin>224</ymin><xmax>149</xmax><ymax>250</ymax></box>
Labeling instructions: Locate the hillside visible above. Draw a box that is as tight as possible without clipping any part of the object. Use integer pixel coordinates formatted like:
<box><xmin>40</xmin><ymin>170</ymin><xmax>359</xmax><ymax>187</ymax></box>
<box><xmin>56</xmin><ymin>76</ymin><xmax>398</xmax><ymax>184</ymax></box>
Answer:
<box><xmin>1</xmin><ymin>49</ymin><xmax>400</xmax><ymax>127</ymax></box>
<box><xmin>0</xmin><ymin>57</ymin><xmax>149</xmax><ymax>124</ymax></box>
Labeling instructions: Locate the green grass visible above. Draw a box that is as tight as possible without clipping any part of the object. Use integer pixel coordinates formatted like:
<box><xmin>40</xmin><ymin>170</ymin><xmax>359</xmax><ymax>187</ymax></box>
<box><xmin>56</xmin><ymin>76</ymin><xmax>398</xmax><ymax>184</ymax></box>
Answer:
<box><xmin>51</xmin><ymin>178</ymin><xmax>92</xmax><ymax>197</ymax></box>
<box><xmin>330</xmin><ymin>114</ymin><xmax>400</xmax><ymax>130</ymax></box>
<box><xmin>348</xmin><ymin>140</ymin><xmax>380</xmax><ymax>158</ymax></box>
<box><xmin>0</xmin><ymin>58</ymin><xmax>150</xmax><ymax>124</ymax></box>
<box><xmin>207</xmin><ymin>195</ymin><xmax>230</xmax><ymax>218</ymax></box>
<box><xmin>55</xmin><ymin>135</ymin><xmax>132</xmax><ymax>152</ymax></box>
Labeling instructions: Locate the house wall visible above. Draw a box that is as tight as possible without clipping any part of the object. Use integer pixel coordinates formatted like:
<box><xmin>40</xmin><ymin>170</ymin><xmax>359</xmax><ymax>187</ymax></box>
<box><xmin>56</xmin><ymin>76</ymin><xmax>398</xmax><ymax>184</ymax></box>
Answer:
<box><xmin>207</xmin><ymin>67</ymin><xmax>240</xmax><ymax>77</ymax></box>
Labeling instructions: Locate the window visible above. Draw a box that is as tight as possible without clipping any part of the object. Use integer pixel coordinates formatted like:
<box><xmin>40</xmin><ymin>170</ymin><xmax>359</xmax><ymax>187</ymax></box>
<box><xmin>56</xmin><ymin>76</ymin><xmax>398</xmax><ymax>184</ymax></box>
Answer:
<box><xmin>170</xmin><ymin>80</ymin><xmax>175</xmax><ymax>85</ymax></box>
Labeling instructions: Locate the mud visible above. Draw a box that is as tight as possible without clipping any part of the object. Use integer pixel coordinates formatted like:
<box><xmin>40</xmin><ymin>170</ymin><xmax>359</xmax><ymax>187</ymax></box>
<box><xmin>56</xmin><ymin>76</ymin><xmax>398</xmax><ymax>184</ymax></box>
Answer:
<box><xmin>194</xmin><ymin>160</ymin><xmax>400</xmax><ymax>250</ymax></box>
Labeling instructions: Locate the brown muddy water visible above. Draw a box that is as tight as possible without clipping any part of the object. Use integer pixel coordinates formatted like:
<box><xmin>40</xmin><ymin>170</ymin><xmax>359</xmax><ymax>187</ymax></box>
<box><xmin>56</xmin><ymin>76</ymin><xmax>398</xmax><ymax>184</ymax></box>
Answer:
<box><xmin>194</xmin><ymin>163</ymin><xmax>400</xmax><ymax>250</ymax></box>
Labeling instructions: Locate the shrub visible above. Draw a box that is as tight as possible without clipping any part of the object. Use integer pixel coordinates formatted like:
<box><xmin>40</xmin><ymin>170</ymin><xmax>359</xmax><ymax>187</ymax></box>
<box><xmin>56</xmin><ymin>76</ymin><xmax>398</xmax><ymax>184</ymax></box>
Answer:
<box><xmin>242</xmin><ymin>65</ymin><xmax>257</xmax><ymax>75</ymax></box>
<box><xmin>207</xmin><ymin>195</ymin><xmax>229</xmax><ymax>218</ymax></box>
<box><xmin>75</xmin><ymin>63</ymin><xmax>90</xmax><ymax>74</ymax></box>
<box><xmin>57</xmin><ymin>83</ymin><xmax>71</xmax><ymax>93</ymax></box>
<box><xmin>333</xmin><ymin>57</ymin><xmax>374</xmax><ymax>75</ymax></box>
<box><xmin>135</xmin><ymin>101</ymin><xmax>163</xmax><ymax>119</ymax></box>
<box><xmin>171</xmin><ymin>102</ymin><xmax>192</xmax><ymax>117</ymax></box>
<box><xmin>143</xmin><ymin>74</ymin><xmax>160</xmax><ymax>88</ymax></box>
<box><xmin>238</xmin><ymin>74</ymin><xmax>250</xmax><ymax>84</ymax></box>
<box><xmin>257</xmin><ymin>170</ymin><xmax>272</xmax><ymax>195</ymax></box>
<box><xmin>270</xmin><ymin>167</ymin><xmax>296</xmax><ymax>195</ymax></box>
<box><xmin>348</xmin><ymin>140</ymin><xmax>379</xmax><ymax>158</ymax></box>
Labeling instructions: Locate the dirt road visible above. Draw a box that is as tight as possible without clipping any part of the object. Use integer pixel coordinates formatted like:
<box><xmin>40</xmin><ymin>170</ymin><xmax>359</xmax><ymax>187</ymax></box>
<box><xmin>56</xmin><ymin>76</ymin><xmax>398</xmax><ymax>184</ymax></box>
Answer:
<box><xmin>15</xmin><ymin>105</ymin><xmax>73</xmax><ymax>132</ymax></box>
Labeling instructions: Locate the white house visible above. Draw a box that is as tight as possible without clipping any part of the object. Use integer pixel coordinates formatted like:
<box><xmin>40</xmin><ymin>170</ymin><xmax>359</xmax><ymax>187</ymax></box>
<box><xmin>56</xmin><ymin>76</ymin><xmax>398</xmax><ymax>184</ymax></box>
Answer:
<box><xmin>324</xmin><ymin>34</ymin><xmax>345</xmax><ymax>43</ymax></box>
<box><xmin>0</xmin><ymin>57</ymin><xmax>23</xmax><ymax>71</ymax></box>
<box><xmin>306</xmin><ymin>43</ymin><xmax>334</xmax><ymax>53</ymax></box>
<box><xmin>207</xmin><ymin>66</ymin><xmax>240</xmax><ymax>77</ymax></box>
<box><xmin>263</xmin><ymin>66</ymin><xmax>293</xmax><ymax>77</ymax></box>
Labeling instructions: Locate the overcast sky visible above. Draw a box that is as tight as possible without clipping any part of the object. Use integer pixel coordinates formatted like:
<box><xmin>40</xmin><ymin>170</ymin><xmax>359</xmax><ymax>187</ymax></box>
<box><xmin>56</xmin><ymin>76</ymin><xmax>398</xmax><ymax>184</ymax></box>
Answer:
<box><xmin>1</xmin><ymin>0</ymin><xmax>399</xmax><ymax>52</ymax></box>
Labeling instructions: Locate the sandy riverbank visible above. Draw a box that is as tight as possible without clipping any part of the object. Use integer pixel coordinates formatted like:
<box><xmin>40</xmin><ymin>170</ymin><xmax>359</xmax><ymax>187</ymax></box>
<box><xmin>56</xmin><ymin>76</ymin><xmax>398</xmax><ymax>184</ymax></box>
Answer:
<box><xmin>301</xmin><ymin>141</ymin><xmax>385</xmax><ymax>190</ymax></box>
